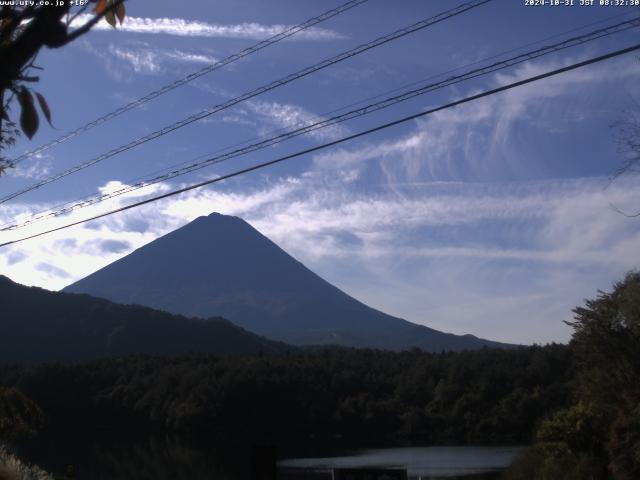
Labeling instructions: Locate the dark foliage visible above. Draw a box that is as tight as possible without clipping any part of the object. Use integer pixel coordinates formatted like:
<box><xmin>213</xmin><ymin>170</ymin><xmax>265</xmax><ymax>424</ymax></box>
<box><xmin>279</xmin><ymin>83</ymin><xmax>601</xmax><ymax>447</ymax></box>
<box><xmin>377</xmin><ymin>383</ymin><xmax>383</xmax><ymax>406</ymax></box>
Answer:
<box><xmin>0</xmin><ymin>386</ymin><xmax>43</xmax><ymax>442</ymax></box>
<box><xmin>0</xmin><ymin>1</ymin><xmax>126</xmax><ymax>164</ymax></box>
<box><xmin>503</xmin><ymin>271</ymin><xmax>640</xmax><ymax>480</ymax></box>
<box><xmin>0</xmin><ymin>345</ymin><xmax>572</xmax><ymax>444</ymax></box>
<box><xmin>0</xmin><ymin>275</ymin><xmax>292</xmax><ymax>363</ymax></box>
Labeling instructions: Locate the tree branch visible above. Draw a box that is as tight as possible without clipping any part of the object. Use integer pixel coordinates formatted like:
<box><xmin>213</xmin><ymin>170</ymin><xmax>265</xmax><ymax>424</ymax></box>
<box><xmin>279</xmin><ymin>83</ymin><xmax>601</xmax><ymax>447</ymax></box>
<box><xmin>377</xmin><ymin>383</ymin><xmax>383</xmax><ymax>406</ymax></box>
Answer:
<box><xmin>63</xmin><ymin>0</ymin><xmax>125</xmax><ymax>46</ymax></box>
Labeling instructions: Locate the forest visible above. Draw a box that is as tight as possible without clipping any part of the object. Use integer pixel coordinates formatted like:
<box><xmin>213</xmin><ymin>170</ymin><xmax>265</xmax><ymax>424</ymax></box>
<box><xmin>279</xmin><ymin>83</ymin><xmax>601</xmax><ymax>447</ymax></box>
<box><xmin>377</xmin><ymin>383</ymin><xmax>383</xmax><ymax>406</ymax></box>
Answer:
<box><xmin>0</xmin><ymin>275</ymin><xmax>292</xmax><ymax>363</ymax></box>
<box><xmin>0</xmin><ymin>271</ymin><xmax>638</xmax><ymax>480</ymax></box>
<box><xmin>0</xmin><ymin>344</ymin><xmax>571</xmax><ymax>445</ymax></box>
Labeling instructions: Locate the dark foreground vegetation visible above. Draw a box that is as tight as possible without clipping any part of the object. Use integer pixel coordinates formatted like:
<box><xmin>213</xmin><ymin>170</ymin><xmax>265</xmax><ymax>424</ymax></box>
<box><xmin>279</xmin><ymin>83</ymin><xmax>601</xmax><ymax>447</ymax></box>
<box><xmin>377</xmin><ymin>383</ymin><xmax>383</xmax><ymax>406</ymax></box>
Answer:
<box><xmin>0</xmin><ymin>345</ymin><xmax>571</xmax><ymax>445</ymax></box>
<box><xmin>502</xmin><ymin>271</ymin><xmax>640</xmax><ymax>480</ymax></box>
<box><xmin>0</xmin><ymin>272</ymin><xmax>638</xmax><ymax>479</ymax></box>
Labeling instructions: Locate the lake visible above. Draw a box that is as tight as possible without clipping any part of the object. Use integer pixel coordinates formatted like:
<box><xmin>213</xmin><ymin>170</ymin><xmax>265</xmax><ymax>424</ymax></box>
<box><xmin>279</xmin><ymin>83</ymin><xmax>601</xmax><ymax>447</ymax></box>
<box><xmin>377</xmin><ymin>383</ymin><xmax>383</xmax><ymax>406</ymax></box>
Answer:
<box><xmin>278</xmin><ymin>445</ymin><xmax>524</xmax><ymax>479</ymax></box>
<box><xmin>18</xmin><ymin>434</ymin><xmax>524</xmax><ymax>480</ymax></box>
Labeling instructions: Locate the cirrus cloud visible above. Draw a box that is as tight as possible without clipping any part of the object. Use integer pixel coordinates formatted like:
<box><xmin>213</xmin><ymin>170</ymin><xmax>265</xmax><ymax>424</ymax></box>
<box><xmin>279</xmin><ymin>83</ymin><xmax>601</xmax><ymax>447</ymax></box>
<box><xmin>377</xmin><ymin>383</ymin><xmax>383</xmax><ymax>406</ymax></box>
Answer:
<box><xmin>71</xmin><ymin>14</ymin><xmax>347</xmax><ymax>41</ymax></box>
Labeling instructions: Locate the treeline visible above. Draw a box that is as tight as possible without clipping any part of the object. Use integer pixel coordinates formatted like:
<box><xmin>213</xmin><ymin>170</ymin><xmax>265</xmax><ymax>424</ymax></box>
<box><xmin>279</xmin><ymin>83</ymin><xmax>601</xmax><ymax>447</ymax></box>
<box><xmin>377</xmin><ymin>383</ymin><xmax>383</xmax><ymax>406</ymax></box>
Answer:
<box><xmin>0</xmin><ymin>344</ymin><xmax>572</xmax><ymax>445</ymax></box>
<box><xmin>3</xmin><ymin>272</ymin><xmax>637</xmax><ymax>478</ymax></box>
<box><xmin>0</xmin><ymin>275</ymin><xmax>291</xmax><ymax>364</ymax></box>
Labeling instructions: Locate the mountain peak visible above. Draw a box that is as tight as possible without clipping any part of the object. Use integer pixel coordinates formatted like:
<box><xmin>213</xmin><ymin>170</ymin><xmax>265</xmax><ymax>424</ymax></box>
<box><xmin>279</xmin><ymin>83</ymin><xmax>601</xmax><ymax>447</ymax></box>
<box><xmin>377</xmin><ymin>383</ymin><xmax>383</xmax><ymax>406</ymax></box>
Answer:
<box><xmin>186</xmin><ymin>212</ymin><xmax>254</xmax><ymax>233</ymax></box>
<box><xmin>206</xmin><ymin>212</ymin><xmax>240</xmax><ymax>221</ymax></box>
<box><xmin>64</xmin><ymin>214</ymin><xmax>512</xmax><ymax>352</ymax></box>
<box><xmin>189</xmin><ymin>212</ymin><xmax>239</xmax><ymax>224</ymax></box>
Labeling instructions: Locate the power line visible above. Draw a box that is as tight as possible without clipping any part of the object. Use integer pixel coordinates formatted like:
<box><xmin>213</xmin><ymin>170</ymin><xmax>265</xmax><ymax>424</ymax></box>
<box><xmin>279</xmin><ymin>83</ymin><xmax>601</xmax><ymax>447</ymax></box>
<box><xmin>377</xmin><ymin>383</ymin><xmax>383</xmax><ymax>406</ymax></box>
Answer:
<box><xmin>120</xmin><ymin>9</ymin><xmax>640</xmax><ymax>180</ymax></box>
<box><xmin>312</xmin><ymin>9</ymin><xmax>640</xmax><ymax>119</ymax></box>
<box><xmin>2</xmin><ymin>42</ymin><xmax>638</xmax><ymax>249</ymax></box>
<box><xmin>8</xmin><ymin>0</ymin><xmax>370</xmax><ymax>166</ymax></box>
<box><xmin>4</xmin><ymin>16</ymin><xmax>638</xmax><ymax>232</ymax></box>
<box><xmin>0</xmin><ymin>0</ymin><xmax>494</xmax><ymax>205</ymax></box>
<box><xmin>109</xmin><ymin>10</ymin><xmax>640</xmax><ymax>185</ymax></box>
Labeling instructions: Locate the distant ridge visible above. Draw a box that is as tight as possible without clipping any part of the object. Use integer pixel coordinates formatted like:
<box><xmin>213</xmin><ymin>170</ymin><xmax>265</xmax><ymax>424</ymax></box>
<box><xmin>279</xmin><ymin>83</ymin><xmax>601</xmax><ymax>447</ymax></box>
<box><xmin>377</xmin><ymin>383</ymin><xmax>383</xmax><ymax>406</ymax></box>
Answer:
<box><xmin>64</xmin><ymin>213</ymin><xmax>514</xmax><ymax>352</ymax></box>
<box><xmin>0</xmin><ymin>275</ymin><xmax>290</xmax><ymax>363</ymax></box>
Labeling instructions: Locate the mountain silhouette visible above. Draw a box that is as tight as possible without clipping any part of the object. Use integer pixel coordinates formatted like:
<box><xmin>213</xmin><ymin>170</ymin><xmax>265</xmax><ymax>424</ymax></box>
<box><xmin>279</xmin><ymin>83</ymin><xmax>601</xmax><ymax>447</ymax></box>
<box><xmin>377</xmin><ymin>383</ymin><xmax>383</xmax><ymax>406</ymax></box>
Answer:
<box><xmin>0</xmin><ymin>275</ymin><xmax>290</xmax><ymax>363</ymax></box>
<box><xmin>64</xmin><ymin>213</ymin><xmax>512</xmax><ymax>351</ymax></box>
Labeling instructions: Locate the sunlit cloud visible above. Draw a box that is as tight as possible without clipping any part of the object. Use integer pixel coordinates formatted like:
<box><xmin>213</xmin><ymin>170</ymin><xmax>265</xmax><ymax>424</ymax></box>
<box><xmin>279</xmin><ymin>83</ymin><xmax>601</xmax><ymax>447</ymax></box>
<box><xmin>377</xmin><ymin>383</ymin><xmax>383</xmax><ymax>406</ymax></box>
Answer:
<box><xmin>246</xmin><ymin>100</ymin><xmax>350</xmax><ymax>142</ymax></box>
<box><xmin>6</xmin><ymin>154</ymin><xmax>53</xmax><ymax>180</ymax></box>
<box><xmin>1</xmin><ymin>170</ymin><xmax>639</xmax><ymax>346</ymax></box>
<box><xmin>81</xmin><ymin>41</ymin><xmax>220</xmax><ymax>76</ymax></box>
<box><xmin>308</xmin><ymin>56</ymin><xmax>640</xmax><ymax>186</ymax></box>
<box><xmin>2</xmin><ymin>53</ymin><xmax>639</xmax><ymax>346</ymax></box>
<box><xmin>71</xmin><ymin>14</ymin><xmax>347</xmax><ymax>41</ymax></box>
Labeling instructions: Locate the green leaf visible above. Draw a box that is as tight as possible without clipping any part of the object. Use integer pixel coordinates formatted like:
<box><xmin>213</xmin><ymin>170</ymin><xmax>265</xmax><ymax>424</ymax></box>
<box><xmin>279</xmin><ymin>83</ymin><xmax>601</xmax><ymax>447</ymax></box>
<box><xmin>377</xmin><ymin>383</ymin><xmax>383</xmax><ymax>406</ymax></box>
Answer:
<box><xmin>105</xmin><ymin>9</ymin><xmax>117</xmax><ymax>28</ymax></box>
<box><xmin>18</xmin><ymin>88</ymin><xmax>39</xmax><ymax>140</ymax></box>
<box><xmin>35</xmin><ymin>92</ymin><xmax>53</xmax><ymax>127</ymax></box>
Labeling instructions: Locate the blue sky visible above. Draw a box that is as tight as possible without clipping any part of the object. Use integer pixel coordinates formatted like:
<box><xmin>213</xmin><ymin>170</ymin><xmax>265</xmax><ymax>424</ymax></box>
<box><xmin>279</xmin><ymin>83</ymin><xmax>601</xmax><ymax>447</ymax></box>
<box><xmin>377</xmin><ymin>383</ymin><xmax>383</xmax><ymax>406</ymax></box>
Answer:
<box><xmin>1</xmin><ymin>0</ymin><xmax>639</xmax><ymax>344</ymax></box>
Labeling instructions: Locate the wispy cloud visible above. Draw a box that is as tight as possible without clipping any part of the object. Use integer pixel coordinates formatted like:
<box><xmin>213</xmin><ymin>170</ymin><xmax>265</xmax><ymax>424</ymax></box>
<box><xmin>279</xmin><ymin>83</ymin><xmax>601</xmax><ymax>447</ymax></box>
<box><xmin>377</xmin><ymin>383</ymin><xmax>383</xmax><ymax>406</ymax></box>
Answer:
<box><xmin>308</xmin><ymin>55</ymin><xmax>640</xmax><ymax>186</ymax></box>
<box><xmin>1</xmin><ymin>173</ymin><xmax>639</xmax><ymax>345</ymax></box>
<box><xmin>108</xmin><ymin>45</ymin><xmax>162</xmax><ymax>74</ymax></box>
<box><xmin>2</xmin><ymin>55</ymin><xmax>639</xmax><ymax>345</ymax></box>
<box><xmin>107</xmin><ymin>44</ymin><xmax>218</xmax><ymax>74</ymax></box>
<box><xmin>6</xmin><ymin>154</ymin><xmax>52</xmax><ymax>180</ymax></box>
<box><xmin>71</xmin><ymin>14</ymin><xmax>346</xmax><ymax>41</ymax></box>
<box><xmin>77</xmin><ymin>39</ymin><xmax>221</xmax><ymax>79</ymax></box>
<box><xmin>246</xmin><ymin>100</ymin><xmax>350</xmax><ymax>142</ymax></box>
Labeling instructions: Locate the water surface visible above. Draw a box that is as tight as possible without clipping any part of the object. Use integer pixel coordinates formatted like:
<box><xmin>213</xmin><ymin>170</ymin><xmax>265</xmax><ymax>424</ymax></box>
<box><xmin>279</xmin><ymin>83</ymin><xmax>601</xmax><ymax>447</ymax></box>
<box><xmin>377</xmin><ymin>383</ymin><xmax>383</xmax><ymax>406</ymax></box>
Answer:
<box><xmin>278</xmin><ymin>446</ymin><xmax>524</xmax><ymax>479</ymax></box>
<box><xmin>20</xmin><ymin>435</ymin><xmax>522</xmax><ymax>480</ymax></box>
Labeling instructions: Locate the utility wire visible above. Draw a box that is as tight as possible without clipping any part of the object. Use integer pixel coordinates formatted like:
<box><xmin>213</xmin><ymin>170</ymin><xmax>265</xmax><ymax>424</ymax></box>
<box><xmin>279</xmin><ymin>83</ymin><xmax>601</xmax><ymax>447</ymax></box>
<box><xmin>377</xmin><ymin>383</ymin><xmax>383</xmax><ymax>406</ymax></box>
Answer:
<box><xmin>4</xmin><ymin>16</ymin><xmax>638</xmax><ymax>232</ymax></box>
<box><xmin>2</xmin><ymin>42</ymin><xmax>638</xmax><ymax>248</ymax></box>
<box><xmin>98</xmin><ymin>9</ymin><xmax>640</xmax><ymax>190</ymax></box>
<box><xmin>8</xmin><ymin>0</ymin><xmax>370</xmax><ymax>166</ymax></box>
<box><xmin>5</xmin><ymin>5</ymin><xmax>635</xmax><ymax>226</ymax></box>
<box><xmin>0</xmin><ymin>0</ymin><xmax>494</xmax><ymax>205</ymax></box>
<box><xmin>109</xmin><ymin>9</ymin><xmax>640</xmax><ymax>183</ymax></box>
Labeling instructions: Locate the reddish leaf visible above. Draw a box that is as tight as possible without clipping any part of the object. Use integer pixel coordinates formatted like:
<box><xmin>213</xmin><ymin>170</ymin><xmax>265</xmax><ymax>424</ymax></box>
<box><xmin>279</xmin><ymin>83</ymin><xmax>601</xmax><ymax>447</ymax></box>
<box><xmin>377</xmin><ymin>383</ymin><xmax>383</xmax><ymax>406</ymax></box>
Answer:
<box><xmin>95</xmin><ymin>0</ymin><xmax>108</xmax><ymax>14</ymax></box>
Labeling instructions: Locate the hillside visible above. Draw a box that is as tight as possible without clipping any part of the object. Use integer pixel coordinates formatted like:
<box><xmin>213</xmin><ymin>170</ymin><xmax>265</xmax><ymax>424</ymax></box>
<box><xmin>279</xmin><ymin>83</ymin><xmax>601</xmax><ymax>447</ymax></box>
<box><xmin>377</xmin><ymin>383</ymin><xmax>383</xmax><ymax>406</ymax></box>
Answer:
<box><xmin>0</xmin><ymin>275</ymin><xmax>289</xmax><ymax>363</ymax></box>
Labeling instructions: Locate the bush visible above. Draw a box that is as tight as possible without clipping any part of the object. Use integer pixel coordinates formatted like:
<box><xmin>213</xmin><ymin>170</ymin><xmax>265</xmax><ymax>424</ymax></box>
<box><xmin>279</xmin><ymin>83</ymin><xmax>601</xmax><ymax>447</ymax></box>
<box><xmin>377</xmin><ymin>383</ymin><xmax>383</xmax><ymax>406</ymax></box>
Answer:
<box><xmin>0</xmin><ymin>445</ymin><xmax>52</xmax><ymax>480</ymax></box>
<box><xmin>501</xmin><ymin>446</ymin><xmax>608</xmax><ymax>480</ymax></box>
<box><xmin>0</xmin><ymin>388</ymin><xmax>44</xmax><ymax>442</ymax></box>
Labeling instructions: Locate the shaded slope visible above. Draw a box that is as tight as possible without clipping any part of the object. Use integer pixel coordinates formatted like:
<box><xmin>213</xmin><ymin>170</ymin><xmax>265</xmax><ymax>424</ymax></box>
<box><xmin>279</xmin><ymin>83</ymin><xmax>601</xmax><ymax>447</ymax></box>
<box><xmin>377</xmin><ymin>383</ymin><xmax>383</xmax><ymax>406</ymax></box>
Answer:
<box><xmin>0</xmin><ymin>275</ymin><xmax>289</xmax><ymax>363</ymax></box>
<box><xmin>64</xmin><ymin>213</ymin><xmax>512</xmax><ymax>351</ymax></box>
